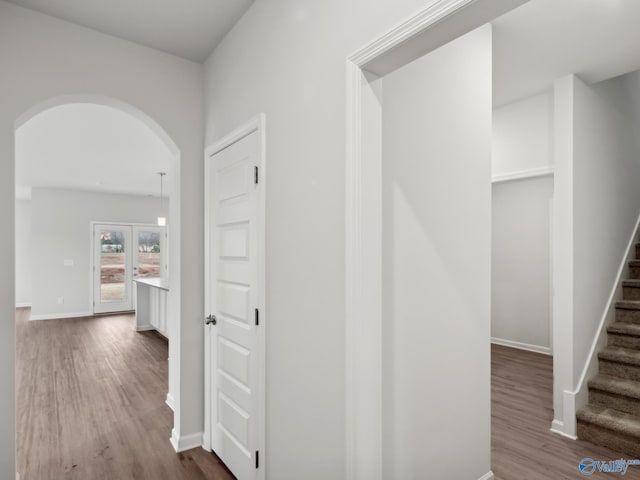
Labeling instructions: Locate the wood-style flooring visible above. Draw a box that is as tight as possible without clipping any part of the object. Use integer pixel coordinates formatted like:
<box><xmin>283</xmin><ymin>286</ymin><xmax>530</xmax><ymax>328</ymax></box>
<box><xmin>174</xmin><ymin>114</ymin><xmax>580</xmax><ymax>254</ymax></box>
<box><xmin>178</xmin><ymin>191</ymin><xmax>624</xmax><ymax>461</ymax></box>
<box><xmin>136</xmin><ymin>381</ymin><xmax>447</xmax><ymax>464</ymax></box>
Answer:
<box><xmin>492</xmin><ymin>343</ymin><xmax>640</xmax><ymax>480</ymax></box>
<box><xmin>18</xmin><ymin>307</ymin><xmax>640</xmax><ymax>479</ymax></box>
<box><xmin>16</xmin><ymin>308</ymin><xmax>234</xmax><ymax>480</ymax></box>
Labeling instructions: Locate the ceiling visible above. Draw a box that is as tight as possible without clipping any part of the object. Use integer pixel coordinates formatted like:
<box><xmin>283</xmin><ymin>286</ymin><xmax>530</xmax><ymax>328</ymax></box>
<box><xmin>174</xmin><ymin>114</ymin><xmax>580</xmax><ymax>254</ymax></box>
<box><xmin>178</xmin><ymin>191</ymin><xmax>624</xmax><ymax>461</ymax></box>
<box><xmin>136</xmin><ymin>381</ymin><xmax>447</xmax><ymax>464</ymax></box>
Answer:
<box><xmin>16</xmin><ymin>104</ymin><xmax>173</xmax><ymax>199</ymax></box>
<box><xmin>5</xmin><ymin>0</ymin><xmax>255</xmax><ymax>63</ymax></box>
<box><xmin>493</xmin><ymin>0</ymin><xmax>640</xmax><ymax>106</ymax></box>
<box><xmin>12</xmin><ymin>0</ymin><xmax>640</xmax><ymax>199</ymax></box>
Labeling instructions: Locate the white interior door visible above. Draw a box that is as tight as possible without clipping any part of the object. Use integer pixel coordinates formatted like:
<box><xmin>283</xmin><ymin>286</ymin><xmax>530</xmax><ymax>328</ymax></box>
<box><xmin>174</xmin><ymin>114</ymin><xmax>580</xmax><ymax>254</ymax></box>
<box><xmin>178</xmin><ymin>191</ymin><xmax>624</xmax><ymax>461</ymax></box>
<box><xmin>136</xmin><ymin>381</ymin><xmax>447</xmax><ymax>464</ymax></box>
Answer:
<box><xmin>206</xmin><ymin>127</ymin><xmax>263</xmax><ymax>479</ymax></box>
<box><xmin>93</xmin><ymin>224</ymin><xmax>133</xmax><ymax>314</ymax></box>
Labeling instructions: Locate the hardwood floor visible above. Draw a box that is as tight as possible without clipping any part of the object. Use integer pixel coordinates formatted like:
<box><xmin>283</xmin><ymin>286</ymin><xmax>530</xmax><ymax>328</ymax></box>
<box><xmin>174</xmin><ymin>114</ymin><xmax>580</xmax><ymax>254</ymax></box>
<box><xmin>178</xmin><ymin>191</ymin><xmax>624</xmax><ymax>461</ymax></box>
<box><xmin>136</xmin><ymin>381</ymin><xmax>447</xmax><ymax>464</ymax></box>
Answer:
<box><xmin>492</xmin><ymin>344</ymin><xmax>640</xmax><ymax>479</ymax></box>
<box><xmin>18</xmin><ymin>307</ymin><xmax>640</xmax><ymax>479</ymax></box>
<box><xmin>16</xmin><ymin>308</ymin><xmax>234</xmax><ymax>480</ymax></box>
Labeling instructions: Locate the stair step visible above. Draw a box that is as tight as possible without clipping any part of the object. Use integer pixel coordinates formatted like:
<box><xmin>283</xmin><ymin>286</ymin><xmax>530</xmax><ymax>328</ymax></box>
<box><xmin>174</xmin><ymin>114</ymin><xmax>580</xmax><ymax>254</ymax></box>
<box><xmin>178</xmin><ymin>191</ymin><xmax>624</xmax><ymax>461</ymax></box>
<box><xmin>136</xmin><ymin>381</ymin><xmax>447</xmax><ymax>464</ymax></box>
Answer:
<box><xmin>589</xmin><ymin>374</ymin><xmax>640</xmax><ymax>416</ymax></box>
<box><xmin>615</xmin><ymin>300</ymin><xmax>640</xmax><ymax>323</ymax></box>
<box><xmin>636</xmin><ymin>243</ymin><xmax>640</xmax><ymax>259</ymax></box>
<box><xmin>599</xmin><ymin>346</ymin><xmax>640</xmax><ymax>366</ymax></box>
<box><xmin>577</xmin><ymin>404</ymin><xmax>640</xmax><ymax>457</ymax></box>
<box><xmin>629</xmin><ymin>260</ymin><xmax>640</xmax><ymax>279</ymax></box>
<box><xmin>609</xmin><ymin>322</ymin><xmax>640</xmax><ymax>336</ymax></box>
<box><xmin>599</xmin><ymin>346</ymin><xmax>640</xmax><ymax>381</ymax></box>
<box><xmin>623</xmin><ymin>280</ymin><xmax>640</xmax><ymax>301</ymax></box>
<box><xmin>608</xmin><ymin>322</ymin><xmax>640</xmax><ymax>348</ymax></box>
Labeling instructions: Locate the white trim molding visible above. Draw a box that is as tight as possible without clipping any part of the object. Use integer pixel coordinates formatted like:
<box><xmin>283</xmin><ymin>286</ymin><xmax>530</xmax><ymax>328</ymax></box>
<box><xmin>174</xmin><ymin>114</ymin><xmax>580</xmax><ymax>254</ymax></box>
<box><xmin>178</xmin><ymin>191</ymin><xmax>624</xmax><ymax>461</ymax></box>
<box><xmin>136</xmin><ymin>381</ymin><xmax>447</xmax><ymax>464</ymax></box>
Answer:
<box><xmin>15</xmin><ymin>303</ymin><xmax>32</xmax><ymax>308</ymax></box>
<box><xmin>492</xmin><ymin>166</ymin><xmax>554</xmax><ymax>184</ymax></box>
<box><xmin>491</xmin><ymin>337</ymin><xmax>552</xmax><ymax>356</ymax></box>
<box><xmin>166</xmin><ymin>393</ymin><xmax>175</xmax><ymax>412</ymax></box>
<box><xmin>478</xmin><ymin>471</ymin><xmax>495</xmax><ymax>480</ymax></box>
<box><xmin>29</xmin><ymin>311</ymin><xmax>93</xmax><ymax>321</ymax></box>
<box><xmin>350</xmin><ymin>0</ymin><xmax>476</xmax><ymax>66</ymax></box>
<box><xmin>136</xmin><ymin>324</ymin><xmax>155</xmax><ymax>332</ymax></box>
<box><xmin>551</xmin><ymin>419</ymin><xmax>578</xmax><ymax>441</ymax></box>
<box><xmin>170</xmin><ymin>429</ymin><xmax>203</xmax><ymax>453</ymax></box>
<box><xmin>549</xmin><ymin>390</ymin><xmax>578</xmax><ymax>440</ymax></box>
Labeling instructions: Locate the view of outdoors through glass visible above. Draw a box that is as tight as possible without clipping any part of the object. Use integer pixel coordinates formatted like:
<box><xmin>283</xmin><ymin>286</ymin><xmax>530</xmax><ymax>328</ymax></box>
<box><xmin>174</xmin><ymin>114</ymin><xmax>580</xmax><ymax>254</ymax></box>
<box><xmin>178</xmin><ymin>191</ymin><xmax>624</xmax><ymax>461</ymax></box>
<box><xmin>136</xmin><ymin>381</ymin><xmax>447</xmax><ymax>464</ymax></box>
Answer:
<box><xmin>99</xmin><ymin>230</ymin><xmax>162</xmax><ymax>304</ymax></box>
<box><xmin>137</xmin><ymin>231</ymin><xmax>162</xmax><ymax>279</ymax></box>
<box><xmin>100</xmin><ymin>230</ymin><xmax>126</xmax><ymax>303</ymax></box>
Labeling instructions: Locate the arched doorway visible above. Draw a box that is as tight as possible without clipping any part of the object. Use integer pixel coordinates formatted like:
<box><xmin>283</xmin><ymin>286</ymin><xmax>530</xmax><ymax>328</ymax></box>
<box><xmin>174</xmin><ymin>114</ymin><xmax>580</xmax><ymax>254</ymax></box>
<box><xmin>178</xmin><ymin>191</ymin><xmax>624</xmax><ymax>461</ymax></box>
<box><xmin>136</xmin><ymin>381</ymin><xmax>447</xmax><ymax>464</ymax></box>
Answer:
<box><xmin>13</xmin><ymin>94</ymin><xmax>184</xmax><ymax>477</ymax></box>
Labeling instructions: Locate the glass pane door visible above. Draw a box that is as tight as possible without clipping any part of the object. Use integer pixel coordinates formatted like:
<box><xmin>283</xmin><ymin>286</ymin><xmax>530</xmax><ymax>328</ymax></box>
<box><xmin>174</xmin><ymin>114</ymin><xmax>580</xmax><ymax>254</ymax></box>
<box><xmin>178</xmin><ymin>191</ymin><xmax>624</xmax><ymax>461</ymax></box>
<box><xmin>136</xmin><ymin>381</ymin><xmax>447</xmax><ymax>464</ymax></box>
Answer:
<box><xmin>133</xmin><ymin>226</ymin><xmax>166</xmax><ymax>280</ymax></box>
<box><xmin>93</xmin><ymin>224</ymin><xmax>133</xmax><ymax>313</ymax></box>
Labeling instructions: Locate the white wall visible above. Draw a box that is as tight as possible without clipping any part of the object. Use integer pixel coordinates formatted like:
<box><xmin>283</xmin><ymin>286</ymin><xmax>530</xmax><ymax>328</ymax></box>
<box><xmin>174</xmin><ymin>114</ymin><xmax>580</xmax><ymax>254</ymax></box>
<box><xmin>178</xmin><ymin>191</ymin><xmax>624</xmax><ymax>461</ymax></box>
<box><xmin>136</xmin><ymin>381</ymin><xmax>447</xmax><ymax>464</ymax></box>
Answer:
<box><xmin>380</xmin><ymin>26</ymin><xmax>492</xmax><ymax>480</ymax></box>
<box><xmin>553</xmin><ymin>72</ymin><xmax>640</xmax><ymax>435</ymax></box>
<box><xmin>572</xmin><ymin>73</ymin><xmax>640</xmax><ymax>382</ymax></box>
<box><xmin>491</xmin><ymin>92</ymin><xmax>554</xmax><ymax>355</ymax></box>
<box><xmin>204</xmin><ymin>0</ymin><xmax>479</xmax><ymax>478</ymax></box>
<box><xmin>0</xmin><ymin>2</ymin><xmax>204</xmax><ymax>475</ymax></box>
<box><xmin>15</xmin><ymin>199</ymin><xmax>32</xmax><ymax>307</ymax></box>
<box><xmin>492</xmin><ymin>176</ymin><xmax>553</xmax><ymax>352</ymax></box>
<box><xmin>29</xmin><ymin>188</ymin><xmax>168</xmax><ymax>318</ymax></box>
<box><xmin>492</xmin><ymin>91</ymin><xmax>553</xmax><ymax>178</ymax></box>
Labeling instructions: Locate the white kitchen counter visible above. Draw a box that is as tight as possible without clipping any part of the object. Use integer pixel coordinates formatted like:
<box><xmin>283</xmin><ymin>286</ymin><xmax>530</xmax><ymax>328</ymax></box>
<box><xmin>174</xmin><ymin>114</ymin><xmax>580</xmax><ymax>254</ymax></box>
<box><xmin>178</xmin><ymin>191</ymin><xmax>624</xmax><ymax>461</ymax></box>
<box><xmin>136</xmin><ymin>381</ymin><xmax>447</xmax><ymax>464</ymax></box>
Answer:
<box><xmin>133</xmin><ymin>277</ymin><xmax>169</xmax><ymax>337</ymax></box>
<box><xmin>134</xmin><ymin>277</ymin><xmax>169</xmax><ymax>291</ymax></box>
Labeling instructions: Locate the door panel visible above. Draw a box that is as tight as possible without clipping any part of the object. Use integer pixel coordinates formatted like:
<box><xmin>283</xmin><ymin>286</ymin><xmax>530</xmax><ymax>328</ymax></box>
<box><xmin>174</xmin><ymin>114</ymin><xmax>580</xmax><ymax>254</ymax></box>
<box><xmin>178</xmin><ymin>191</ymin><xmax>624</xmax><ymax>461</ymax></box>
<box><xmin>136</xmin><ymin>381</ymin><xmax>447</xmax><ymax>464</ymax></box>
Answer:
<box><xmin>93</xmin><ymin>224</ymin><xmax>132</xmax><ymax>314</ymax></box>
<box><xmin>208</xmin><ymin>130</ymin><xmax>261</xmax><ymax>480</ymax></box>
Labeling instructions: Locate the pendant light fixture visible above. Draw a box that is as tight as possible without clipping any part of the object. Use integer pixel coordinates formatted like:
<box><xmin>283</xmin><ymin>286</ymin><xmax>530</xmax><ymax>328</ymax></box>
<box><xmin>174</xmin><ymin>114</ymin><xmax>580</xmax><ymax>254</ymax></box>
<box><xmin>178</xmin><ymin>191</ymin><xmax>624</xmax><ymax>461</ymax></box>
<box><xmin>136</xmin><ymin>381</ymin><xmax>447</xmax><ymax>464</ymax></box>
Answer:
<box><xmin>157</xmin><ymin>172</ymin><xmax>167</xmax><ymax>226</ymax></box>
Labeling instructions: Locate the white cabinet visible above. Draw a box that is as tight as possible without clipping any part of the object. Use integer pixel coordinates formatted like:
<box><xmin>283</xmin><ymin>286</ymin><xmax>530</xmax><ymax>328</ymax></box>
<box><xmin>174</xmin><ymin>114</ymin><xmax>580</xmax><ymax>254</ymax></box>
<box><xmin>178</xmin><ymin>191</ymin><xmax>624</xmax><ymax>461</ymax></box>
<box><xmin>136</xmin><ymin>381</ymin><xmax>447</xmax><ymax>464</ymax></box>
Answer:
<box><xmin>134</xmin><ymin>278</ymin><xmax>169</xmax><ymax>338</ymax></box>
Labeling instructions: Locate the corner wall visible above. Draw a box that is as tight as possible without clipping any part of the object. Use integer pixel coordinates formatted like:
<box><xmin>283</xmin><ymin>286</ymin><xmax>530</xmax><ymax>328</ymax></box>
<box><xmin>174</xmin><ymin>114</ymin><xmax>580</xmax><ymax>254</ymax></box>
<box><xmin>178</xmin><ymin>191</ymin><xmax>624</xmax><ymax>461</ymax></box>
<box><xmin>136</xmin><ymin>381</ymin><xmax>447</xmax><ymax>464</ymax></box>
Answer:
<box><xmin>0</xmin><ymin>2</ymin><xmax>204</xmax><ymax>475</ymax></box>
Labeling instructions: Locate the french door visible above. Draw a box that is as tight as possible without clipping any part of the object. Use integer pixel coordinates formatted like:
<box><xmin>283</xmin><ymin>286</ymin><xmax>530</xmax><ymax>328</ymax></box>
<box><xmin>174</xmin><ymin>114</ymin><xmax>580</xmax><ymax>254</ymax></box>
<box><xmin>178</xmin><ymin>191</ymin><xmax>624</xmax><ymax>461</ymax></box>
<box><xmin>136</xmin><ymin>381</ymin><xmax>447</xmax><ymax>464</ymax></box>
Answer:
<box><xmin>93</xmin><ymin>223</ymin><xmax>166</xmax><ymax>314</ymax></box>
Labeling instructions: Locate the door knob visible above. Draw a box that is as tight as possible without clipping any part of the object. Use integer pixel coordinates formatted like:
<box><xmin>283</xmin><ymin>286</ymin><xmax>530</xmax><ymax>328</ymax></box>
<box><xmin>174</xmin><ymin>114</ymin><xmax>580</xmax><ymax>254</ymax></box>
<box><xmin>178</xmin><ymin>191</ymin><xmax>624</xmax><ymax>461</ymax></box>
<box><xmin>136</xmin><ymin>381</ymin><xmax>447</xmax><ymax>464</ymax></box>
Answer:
<box><xmin>205</xmin><ymin>314</ymin><xmax>217</xmax><ymax>326</ymax></box>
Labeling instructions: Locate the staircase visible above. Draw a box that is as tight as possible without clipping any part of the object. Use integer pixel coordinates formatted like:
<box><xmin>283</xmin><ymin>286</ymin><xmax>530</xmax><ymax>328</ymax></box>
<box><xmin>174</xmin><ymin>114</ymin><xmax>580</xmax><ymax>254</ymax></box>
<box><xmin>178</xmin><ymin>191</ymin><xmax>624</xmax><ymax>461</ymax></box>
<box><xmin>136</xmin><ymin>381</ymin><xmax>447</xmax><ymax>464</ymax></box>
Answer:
<box><xmin>577</xmin><ymin>244</ymin><xmax>640</xmax><ymax>456</ymax></box>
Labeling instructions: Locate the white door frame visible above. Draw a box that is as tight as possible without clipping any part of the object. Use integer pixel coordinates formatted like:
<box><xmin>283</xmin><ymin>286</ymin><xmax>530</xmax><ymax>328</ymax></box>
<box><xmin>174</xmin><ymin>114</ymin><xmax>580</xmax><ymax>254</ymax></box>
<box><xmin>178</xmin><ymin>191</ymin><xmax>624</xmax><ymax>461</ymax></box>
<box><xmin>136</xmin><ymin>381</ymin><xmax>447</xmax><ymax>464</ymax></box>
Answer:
<box><xmin>203</xmin><ymin>114</ymin><xmax>266</xmax><ymax>479</ymax></box>
<box><xmin>344</xmin><ymin>1</ymin><xmax>529</xmax><ymax>478</ymax></box>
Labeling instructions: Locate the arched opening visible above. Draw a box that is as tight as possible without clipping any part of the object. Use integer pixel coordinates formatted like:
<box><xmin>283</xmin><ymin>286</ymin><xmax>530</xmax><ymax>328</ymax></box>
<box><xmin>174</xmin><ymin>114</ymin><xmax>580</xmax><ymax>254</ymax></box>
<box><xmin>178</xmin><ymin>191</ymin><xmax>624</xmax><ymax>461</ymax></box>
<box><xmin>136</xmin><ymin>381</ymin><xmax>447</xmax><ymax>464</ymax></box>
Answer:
<box><xmin>13</xmin><ymin>94</ymin><xmax>185</xmax><ymax>477</ymax></box>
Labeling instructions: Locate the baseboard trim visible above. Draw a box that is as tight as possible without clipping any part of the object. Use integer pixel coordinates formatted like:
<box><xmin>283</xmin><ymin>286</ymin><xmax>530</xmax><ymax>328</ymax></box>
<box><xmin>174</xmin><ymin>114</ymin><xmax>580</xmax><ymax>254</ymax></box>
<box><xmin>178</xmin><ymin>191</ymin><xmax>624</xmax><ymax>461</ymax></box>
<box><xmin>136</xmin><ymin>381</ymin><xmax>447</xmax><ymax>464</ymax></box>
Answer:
<box><xmin>29</xmin><ymin>311</ymin><xmax>94</xmax><ymax>321</ymax></box>
<box><xmin>491</xmin><ymin>337</ymin><xmax>552</xmax><ymax>356</ymax></box>
<box><xmin>478</xmin><ymin>471</ymin><xmax>494</xmax><ymax>480</ymax></box>
<box><xmin>15</xmin><ymin>303</ymin><xmax>32</xmax><ymax>308</ymax></box>
<box><xmin>165</xmin><ymin>393</ymin><xmax>175</xmax><ymax>411</ymax></box>
<box><xmin>170</xmin><ymin>429</ymin><xmax>203</xmax><ymax>453</ymax></box>
<box><xmin>550</xmin><ymin>420</ymin><xmax>578</xmax><ymax>440</ymax></box>
<box><xmin>136</xmin><ymin>324</ymin><xmax>156</xmax><ymax>332</ymax></box>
